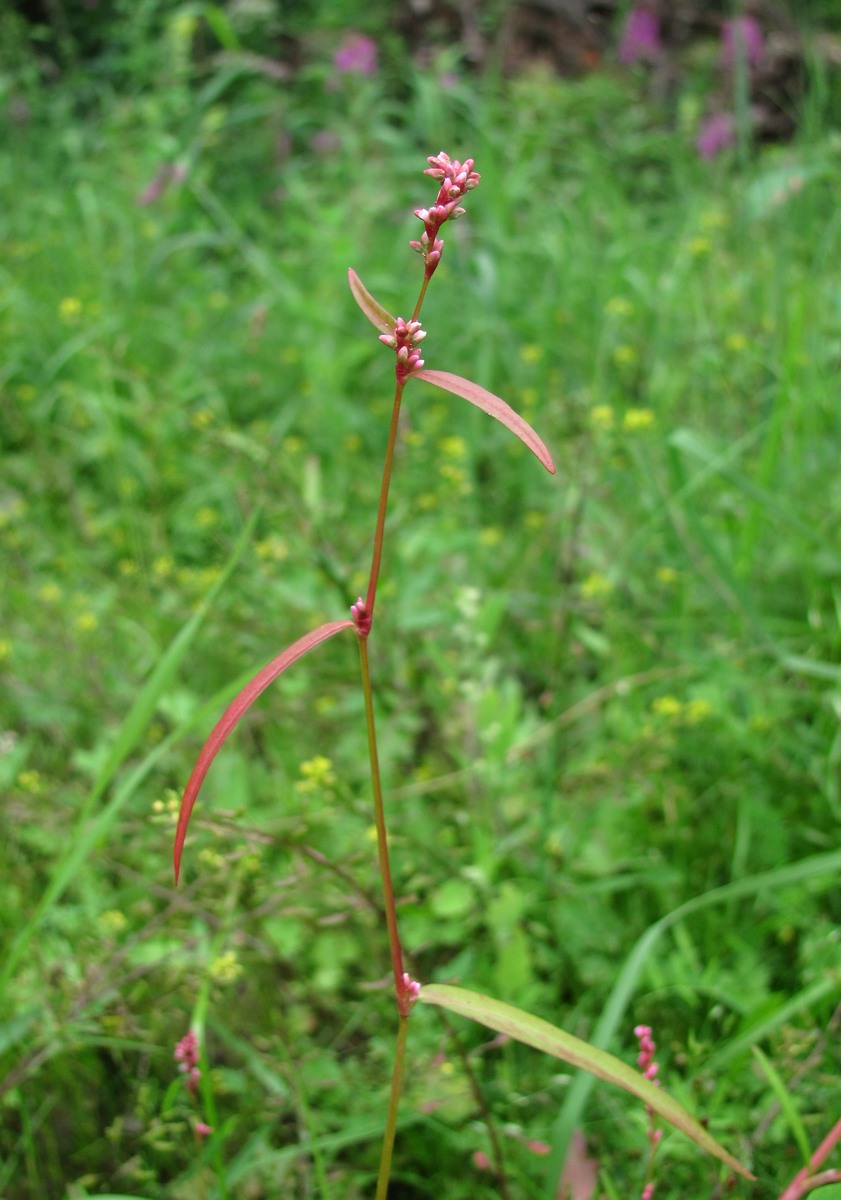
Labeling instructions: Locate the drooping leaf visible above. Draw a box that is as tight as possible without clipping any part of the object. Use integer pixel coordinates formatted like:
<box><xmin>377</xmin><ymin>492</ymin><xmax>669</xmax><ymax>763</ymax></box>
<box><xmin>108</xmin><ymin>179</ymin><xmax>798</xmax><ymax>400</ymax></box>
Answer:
<box><xmin>412</xmin><ymin>369</ymin><xmax>556</xmax><ymax>474</ymax></box>
<box><xmin>174</xmin><ymin>620</ymin><xmax>354</xmax><ymax>882</ymax></box>
<box><xmin>418</xmin><ymin>984</ymin><xmax>753</xmax><ymax>1180</ymax></box>
<box><xmin>347</xmin><ymin>268</ymin><xmax>397</xmax><ymax>334</ymax></box>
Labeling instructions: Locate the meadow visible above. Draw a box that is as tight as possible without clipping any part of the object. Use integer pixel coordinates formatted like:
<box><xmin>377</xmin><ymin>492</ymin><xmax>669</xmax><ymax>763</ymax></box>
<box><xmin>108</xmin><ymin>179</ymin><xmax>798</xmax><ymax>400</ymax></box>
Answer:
<box><xmin>1</xmin><ymin>11</ymin><xmax>841</xmax><ymax>1199</ymax></box>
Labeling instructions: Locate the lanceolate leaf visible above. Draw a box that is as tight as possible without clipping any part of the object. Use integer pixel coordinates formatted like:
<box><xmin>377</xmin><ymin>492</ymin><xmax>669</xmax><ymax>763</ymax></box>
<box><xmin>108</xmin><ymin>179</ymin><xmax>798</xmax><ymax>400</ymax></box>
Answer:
<box><xmin>412</xmin><ymin>369</ymin><xmax>556</xmax><ymax>475</ymax></box>
<box><xmin>174</xmin><ymin>620</ymin><xmax>354</xmax><ymax>883</ymax></box>
<box><xmin>348</xmin><ymin>268</ymin><xmax>397</xmax><ymax>334</ymax></box>
<box><xmin>418</xmin><ymin>984</ymin><xmax>753</xmax><ymax>1181</ymax></box>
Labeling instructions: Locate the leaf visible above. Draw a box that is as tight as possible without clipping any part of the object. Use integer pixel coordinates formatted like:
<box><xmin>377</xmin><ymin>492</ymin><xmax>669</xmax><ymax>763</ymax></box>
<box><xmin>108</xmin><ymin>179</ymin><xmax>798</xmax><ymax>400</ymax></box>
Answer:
<box><xmin>418</xmin><ymin>983</ymin><xmax>753</xmax><ymax>1180</ymax></box>
<box><xmin>412</xmin><ymin>369</ymin><xmax>556</xmax><ymax>474</ymax></box>
<box><xmin>347</xmin><ymin>268</ymin><xmax>397</xmax><ymax>334</ymax></box>
<box><xmin>174</xmin><ymin>619</ymin><xmax>354</xmax><ymax>882</ymax></box>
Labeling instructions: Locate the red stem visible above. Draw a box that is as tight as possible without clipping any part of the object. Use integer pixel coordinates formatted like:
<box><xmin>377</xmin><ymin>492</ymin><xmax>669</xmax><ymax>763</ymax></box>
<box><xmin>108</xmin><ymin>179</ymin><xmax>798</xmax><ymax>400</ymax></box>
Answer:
<box><xmin>778</xmin><ymin>1118</ymin><xmax>841</xmax><ymax>1200</ymax></box>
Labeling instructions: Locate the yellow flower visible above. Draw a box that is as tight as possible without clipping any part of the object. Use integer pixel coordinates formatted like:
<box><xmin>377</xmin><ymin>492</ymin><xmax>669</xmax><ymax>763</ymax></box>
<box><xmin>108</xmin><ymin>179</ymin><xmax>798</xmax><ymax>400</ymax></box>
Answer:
<box><xmin>623</xmin><ymin>408</ymin><xmax>655</xmax><ymax>432</ymax></box>
<box><xmin>652</xmin><ymin>695</ymin><xmax>682</xmax><ymax>717</ymax></box>
<box><xmin>153</xmin><ymin>555</ymin><xmax>174</xmax><ymax>578</ymax></box>
<box><xmin>119</xmin><ymin>559</ymin><xmax>138</xmax><ymax>577</ymax></box>
<box><xmin>0</xmin><ymin>639</ymin><xmax>10</xmax><ymax>660</ymax></box>
<box><xmin>209</xmin><ymin>951</ymin><xmax>242</xmax><ymax>983</ymax></box>
<box><xmin>686</xmin><ymin>698</ymin><xmax>713</xmax><ymax>724</ymax></box>
<box><xmin>18</xmin><ymin>770</ymin><xmax>44</xmax><ymax>795</ymax></box>
<box><xmin>700</xmin><ymin>209</ymin><xmax>729</xmax><ymax>231</ymax></box>
<box><xmin>581</xmin><ymin>572</ymin><xmax>613</xmax><ymax>598</ymax></box>
<box><xmin>438</xmin><ymin>435</ymin><xmax>468</xmax><ymax>460</ymax></box>
<box><xmin>282</xmin><ymin>435</ymin><xmax>304</xmax><ymax>455</ymax></box>
<box><xmin>590</xmin><ymin>404</ymin><xmax>615</xmax><ymax>430</ymax></box>
<box><xmin>59</xmin><ymin>296</ymin><xmax>83</xmax><ymax>320</ymax></box>
<box><xmin>520</xmin><ymin>344</ymin><xmax>542</xmax><ymax>364</ymax></box>
<box><xmin>656</xmin><ymin>566</ymin><xmax>678</xmax><ymax>585</ymax></box>
<box><xmin>524</xmin><ymin>511</ymin><xmax>545</xmax><ymax>530</ymax></box>
<box><xmin>605</xmin><ymin>296</ymin><xmax>633</xmax><ymax>318</ymax></box>
<box><xmin>190</xmin><ymin>408</ymin><xmax>215</xmax><ymax>430</ymax></box>
<box><xmin>612</xmin><ymin>344</ymin><xmax>638</xmax><ymax>368</ymax></box>
<box><xmin>75</xmin><ymin>612</ymin><xmax>98</xmax><ymax>632</ymax></box>
<box><xmin>479</xmin><ymin>526</ymin><xmax>503</xmax><ymax>547</ymax></box>
<box><xmin>99</xmin><ymin>909</ymin><xmax>128</xmax><ymax>935</ymax></box>
<box><xmin>688</xmin><ymin>236</ymin><xmax>710</xmax><ymax>257</ymax></box>
<box><xmin>255</xmin><ymin>535</ymin><xmax>288</xmax><ymax>562</ymax></box>
<box><xmin>295</xmin><ymin>755</ymin><xmax>337</xmax><ymax>793</ymax></box>
<box><xmin>195</xmin><ymin>507</ymin><xmax>218</xmax><ymax>529</ymax></box>
<box><xmin>725</xmin><ymin>332</ymin><xmax>748</xmax><ymax>352</ymax></box>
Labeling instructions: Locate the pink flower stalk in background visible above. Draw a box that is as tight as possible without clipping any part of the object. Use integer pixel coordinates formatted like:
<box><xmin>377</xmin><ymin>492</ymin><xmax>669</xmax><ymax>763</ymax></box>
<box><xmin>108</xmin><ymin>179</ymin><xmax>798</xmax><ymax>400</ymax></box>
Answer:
<box><xmin>635</xmin><ymin>1024</ymin><xmax>663</xmax><ymax>1198</ymax></box>
<box><xmin>696</xmin><ymin>110</ymin><xmax>736</xmax><ymax>159</ymax></box>
<box><xmin>617</xmin><ymin>5</ymin><xmax>661</xmax><ymax>64</ymax></box>
<box><xmin>333</xmin><ymin>31</ymin><xmax>378</xmax><ymax>76</ymax></box>
<box><xmin>174</xmin><ymin>1030</ymin><xmax>201</xmax><ymax>1094</ymax></box>
<box><xmin>721</xmin><ymin>16</ymin><xmax>765</xmax><ymax>71</ymax></box>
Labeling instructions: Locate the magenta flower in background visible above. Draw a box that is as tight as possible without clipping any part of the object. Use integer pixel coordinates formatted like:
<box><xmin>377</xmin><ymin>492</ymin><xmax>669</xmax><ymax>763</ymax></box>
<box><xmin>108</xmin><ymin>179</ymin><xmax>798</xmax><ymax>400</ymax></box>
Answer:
<box><xmin>333</xmin><ymin>31</ymin><xmax>378</xmax><ymax>76</ymax></box>
<box><xmin>696</xmin><ymin>110</ymin><xmax>736</xmax><ymax>159</ymax></box>
<box><xmin>721</xmin><ymin>16</ymin><xmax>765</xmax><ymax>71</ymax></box>
<box><xmin>617</xmin><ymin>5</ymin><xmax>661</xmax><ymax>65</ymax></box>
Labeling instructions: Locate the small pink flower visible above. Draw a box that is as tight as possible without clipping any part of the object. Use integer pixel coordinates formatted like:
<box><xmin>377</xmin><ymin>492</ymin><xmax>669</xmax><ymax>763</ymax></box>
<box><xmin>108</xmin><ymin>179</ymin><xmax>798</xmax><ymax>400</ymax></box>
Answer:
<box><xmin>473</xmin><ymin>1150</ymin><xmax>492</xmax><ymax>1171</ymax></box>
<box><xmin>333</xmin><ymin>32</ymin><xmax>378</xmax><ymax>76</ymax></box>
<box><xmin>617</xmin><ymin>6</ymin><xmax>661</xmax><ymax>65</ymax></box>
<box><xmin>195</xmin><ymin>1121</ymin><xmax>213</xmax><ymax>1138</ymax></box>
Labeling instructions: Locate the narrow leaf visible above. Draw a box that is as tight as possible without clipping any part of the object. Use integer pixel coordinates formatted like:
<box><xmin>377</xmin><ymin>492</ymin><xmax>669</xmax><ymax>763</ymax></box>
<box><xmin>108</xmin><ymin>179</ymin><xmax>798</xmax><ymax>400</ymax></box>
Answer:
<box><xmin>418</xmin><ymin>984</ymin><xmax>753</xmax><ymax>1180</ymax></box>
<box><xmin>347</xmin><ymin>268</ymin><xmax>397</xmax><ymax>334</ymax></box>
<box><xmin>413</xmin><ymin>369</ymin><xmax>556</xmax><ymax>474</ymax></box>
<box><xmin>174</xmin><ymin>619</ymin><xmax>354</xmax><ymax>882</ymax></box>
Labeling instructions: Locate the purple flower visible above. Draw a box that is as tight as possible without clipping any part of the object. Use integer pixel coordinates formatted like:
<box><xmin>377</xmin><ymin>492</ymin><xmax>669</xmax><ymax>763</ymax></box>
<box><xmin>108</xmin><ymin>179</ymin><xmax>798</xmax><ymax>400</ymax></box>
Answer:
<box><xmin>617</xmin><ymin>6</ymin><xmax>661</xmax><ymax>65</ymax></box>
<box><xmin>721</xmin><ymin>17</ymin><xmax>764</xmax><ymax>71</ymax></box>
<box><xmin>333</xmin><ymin>32</ymin><xmax>378</xmax><ymax>76</ymax></box>
<box><xmin>696</xmin><ymin>111</ymin><xmax>736</xmax><ymax>160</ymax></box>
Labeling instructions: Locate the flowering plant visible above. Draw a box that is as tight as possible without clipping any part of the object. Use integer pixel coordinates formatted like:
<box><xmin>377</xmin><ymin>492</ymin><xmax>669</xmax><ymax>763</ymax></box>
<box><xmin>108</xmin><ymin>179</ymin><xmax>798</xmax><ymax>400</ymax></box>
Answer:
<box><xmin>171</xmin><ymin>152</ymin><xmax>752</xmax><ymax>1196</ymax></box>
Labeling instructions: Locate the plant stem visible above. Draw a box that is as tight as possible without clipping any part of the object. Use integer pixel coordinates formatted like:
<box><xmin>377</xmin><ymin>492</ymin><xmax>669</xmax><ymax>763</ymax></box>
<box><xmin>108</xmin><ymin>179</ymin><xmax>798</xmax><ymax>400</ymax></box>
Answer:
<box><xmin>365</xmin><ymin>382</ymin><xmax>405</xmax><ymax>618</ymax></box>
<box><xmin>375</xmin><ymin>1014</ymin><xmax>410</xmax><ymax>1200</ymax></box>
<box><xmin>358</xmin><ymin>636</ymin><xmax>404</xmax><ymax>996</ymax></box>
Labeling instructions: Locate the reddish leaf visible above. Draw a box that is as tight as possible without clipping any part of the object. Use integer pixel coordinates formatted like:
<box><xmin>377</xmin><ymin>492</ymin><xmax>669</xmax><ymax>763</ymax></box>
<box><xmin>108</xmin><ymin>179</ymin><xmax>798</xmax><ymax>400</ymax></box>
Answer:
<box><xmin>412</xmin><ymin>369</ymin><xmax>556</xmax><ymax>474</ymax></box>
<box><xmin>348</xmin><ymin>268</ymin><xmax>397</xmax><ymax>334</ymax></box>
<box><xmin>174</xmin><ymin>619</ymin><xmax>354</xmax><ymax>883</ymax></box>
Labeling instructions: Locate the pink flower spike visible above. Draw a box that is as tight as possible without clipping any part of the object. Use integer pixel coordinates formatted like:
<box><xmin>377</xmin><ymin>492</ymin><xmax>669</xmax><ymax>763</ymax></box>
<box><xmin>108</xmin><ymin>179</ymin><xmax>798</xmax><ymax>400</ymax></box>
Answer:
<box><xmin>174</xmin><ymin>619</ymin><xmax>354</xmax><ymax>883</ymax></box>
<box><xmin>412</xmin><ymin>369</ymin><xmax>556</xmax><ymax>475</ymax></box>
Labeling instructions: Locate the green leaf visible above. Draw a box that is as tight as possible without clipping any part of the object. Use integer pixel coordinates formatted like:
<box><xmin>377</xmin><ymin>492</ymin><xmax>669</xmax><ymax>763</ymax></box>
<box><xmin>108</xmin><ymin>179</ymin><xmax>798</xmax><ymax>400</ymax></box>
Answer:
<box><xmin>347</xmin><ymin>268</ymin><xmax>397</xmax><ymax>334</ymax></box>
<box><xmin>418</xmin><ymin>983</ymin><xmax>753</xmax><ymax>1180</ymax></box>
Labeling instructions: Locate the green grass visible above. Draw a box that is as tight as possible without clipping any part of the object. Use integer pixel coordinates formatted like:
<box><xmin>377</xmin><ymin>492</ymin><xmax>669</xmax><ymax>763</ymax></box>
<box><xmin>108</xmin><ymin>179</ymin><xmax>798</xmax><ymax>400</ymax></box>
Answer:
<box><xmin>1</xmin><ymin>42</ymin><xmax>841</xmax><ymax>1200</ymax></box>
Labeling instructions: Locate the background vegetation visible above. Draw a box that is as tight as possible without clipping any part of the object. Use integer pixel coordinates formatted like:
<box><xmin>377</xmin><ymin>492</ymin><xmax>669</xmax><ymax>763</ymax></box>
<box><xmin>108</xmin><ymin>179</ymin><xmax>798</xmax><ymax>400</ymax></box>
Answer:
<box><xmin>2</xmin><ymin>2</ymin><xmax>841</xmax><ymax>1198</ymax></box>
